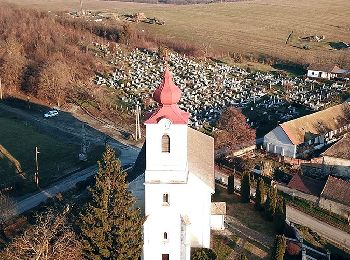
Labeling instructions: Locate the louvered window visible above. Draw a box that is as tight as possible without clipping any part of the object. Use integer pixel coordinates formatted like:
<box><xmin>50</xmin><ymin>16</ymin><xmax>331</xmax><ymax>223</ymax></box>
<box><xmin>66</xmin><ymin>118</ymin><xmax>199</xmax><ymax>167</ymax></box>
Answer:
<box><xmin>162</xmin><ymin>135</ymin><xmax>170</xmax><ymax>153</ymax></box>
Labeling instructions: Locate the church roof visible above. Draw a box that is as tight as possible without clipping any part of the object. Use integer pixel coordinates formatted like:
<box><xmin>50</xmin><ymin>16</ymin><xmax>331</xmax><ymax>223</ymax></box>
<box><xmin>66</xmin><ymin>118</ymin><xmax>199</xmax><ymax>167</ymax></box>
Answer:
<box><xmin>145</xmin><ymin>68</ymin><xmax>189</xmax><ymax>124</ymax></box>
<box><xmin>211</xmin><ymin>202</ymin><xmax>226</xmax><ymax>215</ymax></box>
<box><xmin>188</xmin><ymin>127</ymin><xmax>215</xmax><ymax>191</ymax></box>
<box><xmin>130</xmin><ymin>127</ymin><xmax>215</xmax><ymax>190</ymax></box>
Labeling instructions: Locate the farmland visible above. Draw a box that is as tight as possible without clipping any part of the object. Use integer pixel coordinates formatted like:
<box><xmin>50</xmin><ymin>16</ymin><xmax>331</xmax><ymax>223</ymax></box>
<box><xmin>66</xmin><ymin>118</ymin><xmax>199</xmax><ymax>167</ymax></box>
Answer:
<box><xmin>8</xmin><ymin>0</ymin><xmax>350</xmax><ymax>67</ymax></box>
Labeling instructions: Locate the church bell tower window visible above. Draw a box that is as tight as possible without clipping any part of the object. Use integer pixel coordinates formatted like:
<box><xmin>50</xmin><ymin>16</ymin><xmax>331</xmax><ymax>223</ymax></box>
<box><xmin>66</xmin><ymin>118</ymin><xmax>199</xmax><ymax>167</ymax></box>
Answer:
<box><xmin>163</xmin><ymin>193</ymin><xmax>169</xmax><ymax>205</ymax></box>
<box><xmin>162</xmin><ymin>134</ymin><xmax>170</xmax><ymax>153</ymax></box>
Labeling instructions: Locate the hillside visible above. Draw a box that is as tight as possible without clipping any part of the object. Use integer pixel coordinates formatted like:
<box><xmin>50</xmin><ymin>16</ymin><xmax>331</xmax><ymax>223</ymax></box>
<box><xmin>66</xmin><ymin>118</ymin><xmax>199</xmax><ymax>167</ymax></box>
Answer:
<box><xmin>8</xmin><ymin>0</ymin><xmax>350</xmax><ymax>67</ymax></box>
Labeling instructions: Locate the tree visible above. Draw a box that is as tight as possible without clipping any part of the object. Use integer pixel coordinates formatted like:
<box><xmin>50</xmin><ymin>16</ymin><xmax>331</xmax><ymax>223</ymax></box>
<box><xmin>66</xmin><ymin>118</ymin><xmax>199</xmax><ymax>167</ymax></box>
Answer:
<box><xmin>38</xmin><ymin>57</ymin><xmax>71</xmax><ymax>107</ymax></box>
<box><xmin>262</xmin><ymin>160</ymin><xmax>274</xmax><ymax>177</ymax></box>
<box><xmin>274</xmin><ymin>196</ymin><xmax>286</xmax><ymax>233</ymax></box>
<box><xmin>265</xmin><ymin>186</ymin><xmax>277</xmax><ymax>220</ymax></box>
<box><xmin>272</xmin><ymin>235</ymin><xmax>286</xmax><ymax>260</ymax></box>
<box><xmin>254</xmin><ymin>178</ymin><xmax>265</xmax><ymax>211</ymax></box>
<box><xmin>79</xmin><ymin>146</ymin><xmax>144</xmax><ymax>260</ymax></box>
<box><xmin>214</xmin><ymin>107</ymin><xmax>256</xmax><ymax>153</ymax></box>
<box><xmin>240</xmin><ymin>172</ymin><xmax>251</xmax><ymax>203</ymax></box>
<box><xmin>227</xmin><ymin>175</ymin><xmax>234</xmax><ymax>194</ymax></box>
<box><xmin>2</xmin><ymin>209</ymin><xmax>82</xmax><ymax>260</ymax></box>
<box><xmin>238</xmin><ymin>253</ymin><xmax>248</xmax><ymax>260</ymax></box>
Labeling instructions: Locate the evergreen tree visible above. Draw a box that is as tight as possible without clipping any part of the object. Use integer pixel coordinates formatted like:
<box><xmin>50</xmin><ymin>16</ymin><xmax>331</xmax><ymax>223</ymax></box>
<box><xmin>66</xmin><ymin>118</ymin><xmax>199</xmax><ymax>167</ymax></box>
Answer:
<box><xmin>274</xmin><ymin>196</ymin><xmax>286</xmax><ymax>233</ymax></box>
<box><xmin>227</xmin><ymin>175</ymin><xmax>234</xmax><ymax>194</ymax></box>
<box><xmin>79</xmin><ymin>146</ymin><xmax>144</xmax><ymax>260</ymax></box>
<box><xmin>265</xmin><ymin>186</ymin><xmax>277</xmax><ymax>220</ymax></box>
<box><xmin>240</xmin><ymin>172</ymin><xmax>251</xmax><ymax>203</ymax></box>
<box><xmin>272</xmin><ymin>235</ymin><xmax>286</xmax><ymax>260</ymax></box>
<box><xmin>254</xmin><ymin>178</ymin><xmax>265</xmax><ymax>211</ymax></box>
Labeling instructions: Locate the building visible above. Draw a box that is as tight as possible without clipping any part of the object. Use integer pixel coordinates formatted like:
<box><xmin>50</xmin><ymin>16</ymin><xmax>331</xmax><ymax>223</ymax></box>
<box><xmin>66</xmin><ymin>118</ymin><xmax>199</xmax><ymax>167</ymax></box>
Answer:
<box><xmin>319</xmin><ymin>176</ymin><xmax>350</xmax><ymax>219</ymax></box>
<box><xmin>322</xmin><ymin>134</ymin><xmax>350</xmax><ymax>178</ymax></box>
<box><xmin>264</xmin><ymin>102</ymin><xmax>350</xmax><ymax>158</ymax></box>
<box><xmin>138</xmin><ymin>68</ymin><xmax>225</xmax><ymax>260</ymax></box>
<box><xmin>307</xmin><ymin>64</ymin><xmax>340</xmax><ymax>80</ymax></box>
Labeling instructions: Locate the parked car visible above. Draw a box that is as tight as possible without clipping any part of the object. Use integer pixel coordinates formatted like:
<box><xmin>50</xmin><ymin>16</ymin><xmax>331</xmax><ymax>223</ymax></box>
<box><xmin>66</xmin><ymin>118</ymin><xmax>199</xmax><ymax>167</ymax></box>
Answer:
<box><xmin>44</xmin><ymin>110</ymin><xmax>59</xmax><ymax>118</ymax></box>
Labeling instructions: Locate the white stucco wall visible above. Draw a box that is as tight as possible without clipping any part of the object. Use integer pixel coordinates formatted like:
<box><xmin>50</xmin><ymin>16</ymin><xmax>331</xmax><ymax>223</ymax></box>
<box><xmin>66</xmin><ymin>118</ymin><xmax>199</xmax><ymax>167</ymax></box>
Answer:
<box><xmin>210</xmin><ymin>215</ymin><xmax>225</xmax><ymax>230</ymax></box>
<box><xmin>143</xmin><ymin>121</ymin><xmax>212</xmax><ymax>260</ymax></box>
<box><xmin>264</xmin><ymin>126</ymin><xmax>296</xmax><ymax>158</ymax></box>
<box><xmin>307</xmin><ymin>70</ymin><xmax>334</xmax><ymax>79</ymax></box>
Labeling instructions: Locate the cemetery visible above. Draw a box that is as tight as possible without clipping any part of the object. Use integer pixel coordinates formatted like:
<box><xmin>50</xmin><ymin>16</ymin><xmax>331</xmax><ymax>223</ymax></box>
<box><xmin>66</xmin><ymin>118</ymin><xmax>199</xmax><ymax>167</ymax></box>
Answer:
<box><xmin>93</xmin><ymin>44</ymin><xmax>350</xmax><ymax>137</ymax></box>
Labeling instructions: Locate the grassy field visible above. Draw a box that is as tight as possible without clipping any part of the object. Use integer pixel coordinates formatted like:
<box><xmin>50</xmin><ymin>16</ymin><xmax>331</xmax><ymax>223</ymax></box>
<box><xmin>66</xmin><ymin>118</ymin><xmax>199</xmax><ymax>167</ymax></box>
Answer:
<box><xmin>8</xmin><ymin>0</ymin><xmax>350</xmax><ymax>67</ymax></box>
<box><xmin>0</xmin><ymin>111</ymin><xmax>82</xmax><ymax>196</ymax></box>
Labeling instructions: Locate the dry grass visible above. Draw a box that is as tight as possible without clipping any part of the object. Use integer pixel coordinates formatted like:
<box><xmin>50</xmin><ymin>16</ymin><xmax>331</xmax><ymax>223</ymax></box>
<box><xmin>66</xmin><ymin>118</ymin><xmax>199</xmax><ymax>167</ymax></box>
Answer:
<box><xmin>7</xmin><ymin>0</ymin><xmax>350</xmax><ymax>66</ymax></box>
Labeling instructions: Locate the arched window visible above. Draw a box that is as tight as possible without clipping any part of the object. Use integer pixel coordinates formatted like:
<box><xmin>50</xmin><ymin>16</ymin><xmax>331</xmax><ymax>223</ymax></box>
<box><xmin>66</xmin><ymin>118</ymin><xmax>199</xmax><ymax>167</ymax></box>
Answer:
<box><xmin>163</xmin><ymin>232</ymin><xmax>168</xmax><ymax>240</ymax></box>
<box><xmin>163</xmin><ymin>193</ymin><xmax>169</xmax><ymax>204</ymax></box>
<box><xmin>162</xmin><ymin>134</ymin><xmax>170</xmax><ymax>153</ymax></box>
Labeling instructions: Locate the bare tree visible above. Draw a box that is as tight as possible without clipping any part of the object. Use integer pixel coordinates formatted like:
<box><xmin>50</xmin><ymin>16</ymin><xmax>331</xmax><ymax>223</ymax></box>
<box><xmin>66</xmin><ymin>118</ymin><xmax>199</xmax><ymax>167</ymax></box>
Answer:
<box><xmin>3</xmin><ymin>209</ymin><xmax>82</xmax><ymax>260</ymax></box>
<box><xmin>214</xmin><ymin>107</ymin><xmax>256</xmax><ymax>153</ymax></box>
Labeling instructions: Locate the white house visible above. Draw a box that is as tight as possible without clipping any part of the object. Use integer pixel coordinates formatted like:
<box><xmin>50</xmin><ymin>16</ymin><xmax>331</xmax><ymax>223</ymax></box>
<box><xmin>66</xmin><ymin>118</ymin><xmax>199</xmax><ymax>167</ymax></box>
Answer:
<box><xmin>135</xmin><ymin>68</ymin><xmax>225</xmax><ymax>260</ymax></box>
<box><xmin>307</xmin><ymin>64</ymin><xmax>340</xmax><ymax>80</ymax></box>
<box><xmin>264</xmin><ymin>102</ymin><xmax>350</xmax><ymax>158</ymax></box>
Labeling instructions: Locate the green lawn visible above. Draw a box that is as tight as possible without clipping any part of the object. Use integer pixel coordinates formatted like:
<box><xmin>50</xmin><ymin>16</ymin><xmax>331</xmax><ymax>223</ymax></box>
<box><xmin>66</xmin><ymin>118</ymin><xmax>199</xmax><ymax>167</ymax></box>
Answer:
<box><xmin>0</xmin><ymin>111</ymin><xmax>81</xmax><ymax>196</ymax></box>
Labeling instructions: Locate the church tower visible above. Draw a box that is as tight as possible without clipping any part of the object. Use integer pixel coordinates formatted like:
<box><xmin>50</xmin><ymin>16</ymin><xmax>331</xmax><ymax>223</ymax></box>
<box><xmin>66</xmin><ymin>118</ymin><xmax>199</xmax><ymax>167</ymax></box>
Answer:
<box><xmin>142</xmin><ymin>68</ymin><xmax>218</xmax><ymax>260</ymax></box>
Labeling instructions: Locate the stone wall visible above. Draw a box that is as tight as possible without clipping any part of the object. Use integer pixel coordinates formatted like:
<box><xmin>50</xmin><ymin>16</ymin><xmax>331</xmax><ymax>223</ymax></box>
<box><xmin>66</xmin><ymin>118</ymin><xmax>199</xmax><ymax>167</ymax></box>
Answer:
<box><xmin>319</xmin><ymin>197</ymin><xmax>350</xmax><ymax>219</ymax></box>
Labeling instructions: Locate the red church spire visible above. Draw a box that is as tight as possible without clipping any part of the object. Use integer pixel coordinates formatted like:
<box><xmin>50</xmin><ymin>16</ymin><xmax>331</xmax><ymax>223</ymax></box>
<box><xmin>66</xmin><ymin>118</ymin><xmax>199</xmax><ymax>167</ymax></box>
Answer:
<box><xmin>145</xmin><ymin>67</ymin><xmax>189</xmax><ymax>124</ymax></box>
<box><xmin>153</xmin><ymin>67</ymin><xmax>181</xmax><ymax>105</ymax></box>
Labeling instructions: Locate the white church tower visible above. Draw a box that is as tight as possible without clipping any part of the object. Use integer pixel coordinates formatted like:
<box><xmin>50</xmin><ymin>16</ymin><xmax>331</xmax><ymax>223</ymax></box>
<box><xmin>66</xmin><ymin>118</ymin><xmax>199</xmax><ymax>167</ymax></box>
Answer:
<box><xmin>141</xmin><ymin>68</ymin><xmax>224</xmax><ymax>260</ymax></box>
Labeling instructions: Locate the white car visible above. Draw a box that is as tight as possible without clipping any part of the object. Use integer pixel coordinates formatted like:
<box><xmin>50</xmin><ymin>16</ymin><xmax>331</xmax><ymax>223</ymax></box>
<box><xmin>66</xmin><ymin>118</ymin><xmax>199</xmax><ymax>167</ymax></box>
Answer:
<box><xmin>44</xmin><ymin>110</ymin><xmax>59</xmax><ymax>118</ymax></box>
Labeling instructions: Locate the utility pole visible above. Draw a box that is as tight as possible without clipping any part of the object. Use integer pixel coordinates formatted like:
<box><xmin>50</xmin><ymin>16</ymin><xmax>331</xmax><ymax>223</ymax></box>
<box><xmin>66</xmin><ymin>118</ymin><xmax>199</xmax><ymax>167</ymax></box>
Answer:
<box><xmin>35</xmin><ymin>147</ymin><xmax>40</xmax><ymax>187</ymax></box>
<box><xmin>135</xmin><ymin>104</ymin><xmax>141</xmax><ymax>140</ymax></box>
<box><xmin>0</xmin><ymin>77</ymin><xmax>3</xmax><ymax>100</ymax></box>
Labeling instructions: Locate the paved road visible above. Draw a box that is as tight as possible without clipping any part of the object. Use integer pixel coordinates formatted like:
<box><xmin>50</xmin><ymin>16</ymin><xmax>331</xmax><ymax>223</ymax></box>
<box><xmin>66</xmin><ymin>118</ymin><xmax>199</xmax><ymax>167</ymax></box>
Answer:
<box><xmin>15</xmin><ymin>142</ymin><xmax>140</xmax><ymax>215</ymax></box>
<box><xmin>287</xmin><ymin>205</ymin><xmax>350</xmax><ymax>249</ymax></box>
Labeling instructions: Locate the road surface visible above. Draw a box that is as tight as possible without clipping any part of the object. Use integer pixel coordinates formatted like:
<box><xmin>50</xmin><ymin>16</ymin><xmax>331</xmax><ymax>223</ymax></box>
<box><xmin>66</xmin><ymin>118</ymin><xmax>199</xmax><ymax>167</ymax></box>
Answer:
<box><xmin>15</xmin><ymin>141</ymin><xmax>140</xmax><ymax>215</ymax></box>
<box><xmin>287</xmin><ymin>205</ymin><xmax>350</xmax><ymax>249</ymax></box>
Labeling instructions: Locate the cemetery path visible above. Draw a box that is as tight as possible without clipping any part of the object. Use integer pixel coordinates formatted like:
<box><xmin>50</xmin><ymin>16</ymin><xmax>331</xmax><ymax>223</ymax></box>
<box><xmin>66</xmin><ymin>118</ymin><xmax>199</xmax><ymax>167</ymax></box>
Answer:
<box><xmin>287</xmin><ymin>205</ymin><xmax>350</xmax><ymax>249</ymax></box>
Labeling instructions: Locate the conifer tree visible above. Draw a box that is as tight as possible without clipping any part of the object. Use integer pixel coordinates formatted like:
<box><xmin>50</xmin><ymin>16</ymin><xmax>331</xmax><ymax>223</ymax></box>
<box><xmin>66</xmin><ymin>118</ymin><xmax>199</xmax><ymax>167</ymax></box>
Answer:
<box><xmin>274</xmin><ymin>196</ymin><xmax>286</xmax><ymax>233</ymax></box>
<box><xmin>227</xmin><ymin>175</ymin><xmax>234</xmax><ymax>194</ymax></box>
<box><xmin>254</xmin><ymin>178</ymin><xmax>265</xmax><ymax>211</ymax></box>
<box><xmin>272</xmin><ymin>235</ymin><xmax>286</xmax><ymax>260</ymax></box>
<box><xmin>240</xmin><ymin>172</ymin><xmax>251</xmax><ymax>203</ymax></box>
<box><xmin>79</xmin><ymin>146</ymin><xmax>144</xmax><ymax>260</ymax></box>
<box><xmin>265</xmin><ymin>186</ymin><xmax>277</xmax><ymax>220</ymax></box>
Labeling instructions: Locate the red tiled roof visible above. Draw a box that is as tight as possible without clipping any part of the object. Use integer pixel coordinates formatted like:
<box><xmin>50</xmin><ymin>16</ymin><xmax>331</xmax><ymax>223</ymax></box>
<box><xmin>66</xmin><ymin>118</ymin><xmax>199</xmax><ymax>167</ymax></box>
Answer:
<box><xmin>288</xmin><ymin>174</ymin><xmax>325</xmax><ymax>196</ymax></box>
<box><xmin>321</xmin><ymin>176</ymin><xmax>350</xmax><ymax>206</ymax></box>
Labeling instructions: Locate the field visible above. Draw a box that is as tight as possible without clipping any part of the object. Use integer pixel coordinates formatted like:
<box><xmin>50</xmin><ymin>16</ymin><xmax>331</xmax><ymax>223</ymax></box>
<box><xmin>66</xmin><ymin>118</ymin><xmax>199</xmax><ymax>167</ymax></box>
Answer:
<box><xmin>8</xmin><ymin>0</ymin><xmax>350</xmax><ymax>67</ymax></box>
<box><xmin>0</xmin><ymin>110</ymin><xmax>81</xmax><ymax>196</ymax></box>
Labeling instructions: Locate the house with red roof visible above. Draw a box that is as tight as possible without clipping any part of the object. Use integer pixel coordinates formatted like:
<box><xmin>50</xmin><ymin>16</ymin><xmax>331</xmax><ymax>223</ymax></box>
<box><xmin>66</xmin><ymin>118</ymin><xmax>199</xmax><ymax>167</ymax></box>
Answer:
<box><xmin>263</xmin><ymin>102</ymin><xmax>350</xmax><ymax>158</ymax></box>
<box><xmin>319</xmin><ymin>176</ymin><xmax>350</xmax><ymax>219</ymax></box>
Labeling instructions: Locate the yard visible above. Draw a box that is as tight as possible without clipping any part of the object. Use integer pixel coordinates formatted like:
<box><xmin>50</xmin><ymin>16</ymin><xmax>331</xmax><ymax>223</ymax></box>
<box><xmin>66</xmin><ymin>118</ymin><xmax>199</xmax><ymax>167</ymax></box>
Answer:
<box><xmin>0</xmin><ymin>110</ymin><xmax>100</xmax><ymax>196</ymax></box>
<box><xmin>212</xmin><ymin>185</ymin><xmax>276</xmax><ymax>259</ymax></box>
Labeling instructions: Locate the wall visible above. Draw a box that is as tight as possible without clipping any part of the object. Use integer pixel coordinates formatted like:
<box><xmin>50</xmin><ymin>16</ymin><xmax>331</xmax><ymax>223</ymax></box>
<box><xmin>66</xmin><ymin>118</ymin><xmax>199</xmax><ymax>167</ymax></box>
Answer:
<box><xmin>323</xmin><ymin>156</ymin><xmax>350</xmax><ymax>178</ymax></box>
<box><xmin>319</xmin><ymin>197</ymin><xmax>350</xmax><ymax>219</ymax></box>
<box><xmin>264</xmin><ymin>126</ymin><xmax>296</xmax><ymax>158</ymax></box>
<box><xmin>277</xmin><ymin>184</ymin><xmax>319</xmax><ymax>203</ymax></box>
<box><xmin>210</xmin><ymin>215</ymin><xmax>225</xmax><ymax>230</ymax></box>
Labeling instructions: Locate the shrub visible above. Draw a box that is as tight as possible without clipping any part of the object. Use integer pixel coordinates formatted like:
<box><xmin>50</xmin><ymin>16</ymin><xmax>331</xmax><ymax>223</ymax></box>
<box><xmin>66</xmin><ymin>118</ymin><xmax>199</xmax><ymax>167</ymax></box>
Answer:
<box><xmin>191</xmin><ymin>248</ymin><xmax>217</xmax><ymax>260</ymax></box>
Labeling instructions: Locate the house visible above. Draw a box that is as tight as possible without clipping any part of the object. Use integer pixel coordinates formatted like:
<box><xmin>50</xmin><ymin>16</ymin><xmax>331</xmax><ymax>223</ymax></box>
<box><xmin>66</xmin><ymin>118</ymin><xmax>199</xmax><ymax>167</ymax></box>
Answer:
<box><xmin>264</xmin><ymin>102</ymin><xmax>350</xmax><ymax>158</ymax></box>
<box><xmin>287</xmin><ymin>174</ymin><xmax>325</xmax><ymax>196</ymax></box>
<box><xmin>307</xmin><ymin>64</ymin><xmax>340</xmax><ymax>80</ymax></box>
<box><xmin>319</xmin><ymin>176</ymin><xmax>350</xmax><ymax>219</ymax></box>
<box><xmin>134</xmin><ymin>68</ymin><xmax>225</xmax><ymax>260</ymax></box>
<box><xmin>322</xmin><ymin>134</ymin><xmax>350</xmax><ymax>178</ymax></box>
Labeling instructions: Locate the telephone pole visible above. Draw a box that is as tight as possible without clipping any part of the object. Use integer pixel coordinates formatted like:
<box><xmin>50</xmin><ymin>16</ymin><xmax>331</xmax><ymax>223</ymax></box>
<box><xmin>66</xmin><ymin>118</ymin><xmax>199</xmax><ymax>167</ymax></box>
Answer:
<box><xmin>0</xmin><ymin>77</ymin><xmax>3</xmax><ymax>100</ymax></box>
<box><xmin>135</xmin><ymin>104</ymin><xmax>141</xmax><ymax>140</ymax></box>
<box><xmin>35</xmin><ymin>147</ymin><xmax>40</xmax><ymax>187</ymax></box>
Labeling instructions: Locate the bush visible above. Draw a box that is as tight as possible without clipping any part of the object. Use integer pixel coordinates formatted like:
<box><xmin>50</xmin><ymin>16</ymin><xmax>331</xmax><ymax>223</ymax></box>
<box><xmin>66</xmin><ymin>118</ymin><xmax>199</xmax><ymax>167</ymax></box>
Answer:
<box><xmin>286</xmin><ymin>241</ymin><xmax>301</xmax><ymax>256</ymax></box>
<box><xmin>191</xmin><ymin>248</ymin><xmax>217</xmax><ymax>260</ymax></box>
